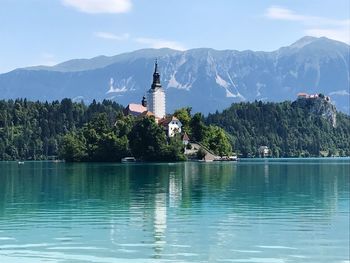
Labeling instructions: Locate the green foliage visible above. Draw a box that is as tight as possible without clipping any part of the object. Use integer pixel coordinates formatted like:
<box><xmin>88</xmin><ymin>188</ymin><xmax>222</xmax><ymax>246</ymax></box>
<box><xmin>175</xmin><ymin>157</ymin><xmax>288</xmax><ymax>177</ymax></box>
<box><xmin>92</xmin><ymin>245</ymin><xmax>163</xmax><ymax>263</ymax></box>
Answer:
<box><xmin>196</xmin><ymin>147</ymin><xmax>206</xmax><ymax>160</ymax></box>
<box><xmin>3</xmin><ymin>98</ymin><xmax>346</xmax><ymax>161</ymax></box>
<box><xmin>0</xmin><ymin>99</ymin><xmax>123</xmax><ymax>161</ymax></box>
<box><xmin>206</xmin><ymin>101</ymin><xmax>350</xmax><ymax>157</ymax></box>
<box><xmin>174</xmin><ymin>107</ymin><xmax>192</xmax><ymax>133</ymax></box>
<box><xmin>60</xmin><ymin>132</ymin><xmax>87</xmax><ymax>162</ymax></box>
<box><xmin>162</xmin><ymin>135</ymin><xmax>186</xmax><ymax>161</ymax></box>
<box><xmin>190</xmin><ymin>112</ymin><xmax>207</xmax><ymax>142</ymax></box>
<box><xmin>127</xmin><ymin>117</ymin><xmax>186</xmax><ymax>162</ymax></box>
<box><xmin>128</xmin><ymin>116</ymin><xmax>168</xmax><ymax>161</ymax></box>
<box><xmin>202</xmin><ymin>126</ymin><xmax>232</xmax><ymax>156</ymax></box>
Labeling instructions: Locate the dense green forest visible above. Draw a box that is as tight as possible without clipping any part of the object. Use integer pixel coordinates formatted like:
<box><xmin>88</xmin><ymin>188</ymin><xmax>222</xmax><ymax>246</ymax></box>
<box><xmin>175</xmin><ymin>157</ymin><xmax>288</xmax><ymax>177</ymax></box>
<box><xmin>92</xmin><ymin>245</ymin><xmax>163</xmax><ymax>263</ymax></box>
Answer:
<box><xmin>1</xmin><ymin>98</ymin><xmax>349</xmax><ymax>161</ymax></box>
<box><xmin>60</xmin><ymin>107</ymin><xmax>232</xmax><ymax>162</ymax></box>
<box><xmin>0</xmin><ymin>99</ymin><xmax>123</xmax><ymax>161</ymax></box>
<box><xmin>206</xmin><ymin>100</ymin><xmax>350</xmax><ymax>157</ymax></box>
<box><xmin>0</xmin><ymin>99</ymin><xmax>231</xmax><ymax>161</ymax></box>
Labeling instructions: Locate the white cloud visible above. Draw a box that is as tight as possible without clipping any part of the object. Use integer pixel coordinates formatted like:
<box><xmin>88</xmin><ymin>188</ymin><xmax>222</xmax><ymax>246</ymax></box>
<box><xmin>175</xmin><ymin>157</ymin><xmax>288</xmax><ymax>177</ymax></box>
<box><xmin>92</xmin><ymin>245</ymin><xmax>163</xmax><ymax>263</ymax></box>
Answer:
<box><xmin>93</xmin><ymin>32</ymin><xmax>186</xmax><ymax>50</ymax></box>
<box><xmin>264</xmin><ymin>6</ymin><xmax>350</xmax><ymax>44</ymax></box>
<box><xmin>265</xmin><ymin>6</ymin><xmax>306</xmax><ymax>21</ymax></box>
<box><xmin>94</xmin><ymin>32</ymin><xmax>130</xmax><ymax>40</ymax></box>
<box><xmin>62</xmin><ymin>0</ymin><xmax>132</xmax><ymax>14</ymax></box>
<box><xmin>135</xmin><ymin>37</ymin><xmax>186</xmax><ymax>51</ymax></box>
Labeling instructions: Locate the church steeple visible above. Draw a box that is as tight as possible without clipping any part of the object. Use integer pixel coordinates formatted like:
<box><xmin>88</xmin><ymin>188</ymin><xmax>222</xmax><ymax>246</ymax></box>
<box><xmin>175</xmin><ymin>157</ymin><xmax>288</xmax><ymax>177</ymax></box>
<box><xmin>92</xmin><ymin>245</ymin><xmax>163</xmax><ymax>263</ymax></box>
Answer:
<box><xmin>151</xmin><ymin>59</ymin><xmax>162</xmax><ymax>90</ymax></box>
<box><xmin>154</xmin><ymin>58</ymin><xmax>158</xmax><ymax>74</ymax></box>
<box><xmin>147</xmin><ymin>58</ymin><xmax>166</xmax><ymax>119</ymax></box>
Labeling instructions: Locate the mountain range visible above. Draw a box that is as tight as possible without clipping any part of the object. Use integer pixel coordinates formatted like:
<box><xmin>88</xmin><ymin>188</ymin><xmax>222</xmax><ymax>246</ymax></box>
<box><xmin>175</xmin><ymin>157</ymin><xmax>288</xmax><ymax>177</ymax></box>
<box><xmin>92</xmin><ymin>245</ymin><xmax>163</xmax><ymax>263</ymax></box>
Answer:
<box><xmin>0</xmin><ymin>36</ymin><xmax>349</xmax><ymax>114</ymax></box>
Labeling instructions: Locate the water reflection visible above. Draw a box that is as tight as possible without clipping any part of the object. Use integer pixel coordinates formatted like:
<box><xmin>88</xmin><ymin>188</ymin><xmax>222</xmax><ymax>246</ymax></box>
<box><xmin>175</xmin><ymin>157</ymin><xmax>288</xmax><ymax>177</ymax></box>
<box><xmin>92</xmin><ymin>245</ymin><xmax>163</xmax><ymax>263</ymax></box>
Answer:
<box><xmin>0</xmin><ymin>159</ymin><xmax>349</xmax><ymax>262</ymax></box>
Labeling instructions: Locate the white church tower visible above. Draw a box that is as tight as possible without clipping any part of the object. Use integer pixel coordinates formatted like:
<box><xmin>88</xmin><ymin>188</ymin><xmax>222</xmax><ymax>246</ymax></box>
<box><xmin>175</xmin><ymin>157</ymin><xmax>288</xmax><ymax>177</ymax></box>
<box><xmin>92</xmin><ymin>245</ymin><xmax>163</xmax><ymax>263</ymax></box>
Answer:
<box><xmin>147</xmin><ymin>60</ymin><xmax>166</xmax><ymax>119</ymax></box>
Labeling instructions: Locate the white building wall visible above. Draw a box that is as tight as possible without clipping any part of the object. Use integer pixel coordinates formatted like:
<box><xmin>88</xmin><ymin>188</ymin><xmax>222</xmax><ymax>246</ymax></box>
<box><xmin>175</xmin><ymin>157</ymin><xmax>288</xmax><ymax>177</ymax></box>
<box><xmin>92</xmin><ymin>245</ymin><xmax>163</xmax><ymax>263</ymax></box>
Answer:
<box><xmin>167</xmin><ymin>121</ymin><xmax>182</xmax><ymax>137</ymax></box>
<box><xmin>148</xmin><ymin>89</ymin><xmax>166</xmax><ymax>119</ymax></box>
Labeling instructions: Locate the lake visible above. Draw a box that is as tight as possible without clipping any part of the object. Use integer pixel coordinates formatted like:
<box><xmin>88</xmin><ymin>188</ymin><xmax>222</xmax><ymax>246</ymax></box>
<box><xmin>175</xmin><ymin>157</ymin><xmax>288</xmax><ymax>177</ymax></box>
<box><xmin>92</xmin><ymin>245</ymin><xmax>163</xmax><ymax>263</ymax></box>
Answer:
<box><xmin>0</xmin><ymin>159</ymin><xmax>349</xmax><ymax>263</ymax></box>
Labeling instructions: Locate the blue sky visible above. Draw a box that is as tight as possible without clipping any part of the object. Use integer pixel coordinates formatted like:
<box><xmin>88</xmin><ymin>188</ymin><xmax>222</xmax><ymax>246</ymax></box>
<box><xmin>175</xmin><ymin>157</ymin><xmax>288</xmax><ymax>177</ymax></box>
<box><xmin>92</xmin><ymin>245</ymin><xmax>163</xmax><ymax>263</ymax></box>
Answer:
<box><xmin>0</xmin><ymin>0</ymin><xmax>349</xmax><ymax>73</ymax></box>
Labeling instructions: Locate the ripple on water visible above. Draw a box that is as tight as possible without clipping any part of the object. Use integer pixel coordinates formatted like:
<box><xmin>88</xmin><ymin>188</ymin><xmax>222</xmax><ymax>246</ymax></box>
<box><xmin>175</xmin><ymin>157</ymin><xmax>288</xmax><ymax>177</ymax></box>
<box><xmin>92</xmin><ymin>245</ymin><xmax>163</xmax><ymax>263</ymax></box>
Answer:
<box><xmin>0</xmin><ymin>160</ymin><xmax>349</xmax><ymax>262</ymax></box>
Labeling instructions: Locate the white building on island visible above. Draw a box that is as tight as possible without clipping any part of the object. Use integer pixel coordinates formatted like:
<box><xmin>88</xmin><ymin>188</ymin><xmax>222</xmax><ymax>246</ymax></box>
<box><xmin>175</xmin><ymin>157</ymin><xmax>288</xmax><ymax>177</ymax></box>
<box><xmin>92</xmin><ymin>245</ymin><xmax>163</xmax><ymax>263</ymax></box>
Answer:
<box><xmin>159</xmin><ymin>116</ymin><xmax>182</xmax><ymax>137</ymax></box>
<box><xmin>147</xmin><ymin>60</ymin><xmax>166</xmax><ymax>119</ymax></box>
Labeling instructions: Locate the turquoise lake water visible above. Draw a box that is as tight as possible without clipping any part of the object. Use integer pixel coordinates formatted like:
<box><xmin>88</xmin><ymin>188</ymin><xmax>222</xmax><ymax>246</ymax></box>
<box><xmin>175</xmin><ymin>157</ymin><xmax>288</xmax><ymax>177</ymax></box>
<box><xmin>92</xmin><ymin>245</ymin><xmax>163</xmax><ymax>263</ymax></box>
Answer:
<box><xmin>0</xmin><ymin>159</ymin><xmax>349</xmax><ymax>263</ymax></box>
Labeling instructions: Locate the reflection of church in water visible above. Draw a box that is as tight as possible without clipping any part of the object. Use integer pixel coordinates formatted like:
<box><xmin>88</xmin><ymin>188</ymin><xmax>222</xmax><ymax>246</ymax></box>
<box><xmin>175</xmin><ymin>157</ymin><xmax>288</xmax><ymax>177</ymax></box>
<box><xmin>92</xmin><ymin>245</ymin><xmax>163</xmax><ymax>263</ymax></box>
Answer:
<box><xmin>107</xmin><ymin>163</ymin><xmax>239</xmax><ymax>256</ymax></box>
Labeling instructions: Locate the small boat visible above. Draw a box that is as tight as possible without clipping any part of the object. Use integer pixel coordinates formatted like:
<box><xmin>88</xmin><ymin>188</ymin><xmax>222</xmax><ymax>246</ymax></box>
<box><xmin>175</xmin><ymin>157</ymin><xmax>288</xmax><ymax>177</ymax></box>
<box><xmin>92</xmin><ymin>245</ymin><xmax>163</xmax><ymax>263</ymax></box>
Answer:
<box><xmin>18</xmin><ymin>161</ymin><xmax>24</xmax><ymax>165</ymax></box>
<box><xmin>121</xmin><ymin>157</ymin><xmax>137</xmax><ymax>163</ymax></box>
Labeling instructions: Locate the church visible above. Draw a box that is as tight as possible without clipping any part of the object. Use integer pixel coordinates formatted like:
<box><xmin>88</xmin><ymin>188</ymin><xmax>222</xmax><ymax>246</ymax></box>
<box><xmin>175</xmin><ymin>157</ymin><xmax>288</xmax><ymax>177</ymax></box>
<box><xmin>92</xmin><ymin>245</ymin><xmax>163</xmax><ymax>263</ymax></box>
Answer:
<box><xmin>147</xmin><ymin>60</ymin><xmax>166</xmax><ymax>119</ymax></box>
<box><xmin>124</xmin><ymin>60</ymin><xmax>184</xmax><ymax>138</ymax></box>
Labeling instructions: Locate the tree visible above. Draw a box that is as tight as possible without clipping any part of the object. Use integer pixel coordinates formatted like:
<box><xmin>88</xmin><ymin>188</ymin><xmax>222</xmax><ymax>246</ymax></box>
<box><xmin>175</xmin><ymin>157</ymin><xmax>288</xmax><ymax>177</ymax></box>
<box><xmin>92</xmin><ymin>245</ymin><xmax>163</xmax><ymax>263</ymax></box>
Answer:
<box><xmin>128</xmin><ymin>116</ymin><xmax>168</xmax><ymax>161</ymax></box>
<box><xmin>174</xmin><ymin>107</ymin><xmax>192</xmax><ymax>133</ymax></box>
<box><xmin>190</xmin><ymin>112</ymin><xmax>206</xmax><ymax>141</ymax></box>
<box><xmin>162</xmin><ymin>136</ymin><xmax>186</xmax><ymax>161</ymax></box>
<box><xmin>197</xmin><ymin>148</ymin><xmax>206</xmax><ymax>160</ymax></box>
<box><xmin>60</xmin><ymin>132</ymin><xmax>87</xmax><ymax>162</ymax></box>
<box><xmin>94</xmin><ymin>133</ymin><xmax>129</xmax><ymax>162</ymax></box>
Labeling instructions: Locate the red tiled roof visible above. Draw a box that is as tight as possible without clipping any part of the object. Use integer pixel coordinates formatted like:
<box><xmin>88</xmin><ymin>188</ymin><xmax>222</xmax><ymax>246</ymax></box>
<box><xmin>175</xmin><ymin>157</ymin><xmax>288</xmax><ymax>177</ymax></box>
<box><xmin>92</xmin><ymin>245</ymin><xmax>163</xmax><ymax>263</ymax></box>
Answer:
<box><xmin>127</xmin><ymin>103</ymin><xmax>147</xmax><ymax>113</ymax></box>
<box><xmin>159</xmin><ymin>116</ymin><xmax>180</xmax><ymax>126</ymax></box>
<box><xmin>297</xmin><ymin>92</ymin><xmax>309</xmax><ymax>97</ymax></box>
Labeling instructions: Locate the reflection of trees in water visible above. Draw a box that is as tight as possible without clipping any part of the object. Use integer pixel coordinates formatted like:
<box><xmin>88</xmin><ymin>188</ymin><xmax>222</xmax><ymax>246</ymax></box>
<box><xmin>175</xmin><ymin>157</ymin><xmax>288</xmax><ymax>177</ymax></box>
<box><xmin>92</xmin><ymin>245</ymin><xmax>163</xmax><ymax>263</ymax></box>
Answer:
<box><xmin>0</xmin><ymin>161</ymin><xmax>348</xmax><ymax>219</ymax></box>
<box><xmin>0</xmin><ymin>160</ymin><xmax>349</xmax><ymax>260</ymax></box>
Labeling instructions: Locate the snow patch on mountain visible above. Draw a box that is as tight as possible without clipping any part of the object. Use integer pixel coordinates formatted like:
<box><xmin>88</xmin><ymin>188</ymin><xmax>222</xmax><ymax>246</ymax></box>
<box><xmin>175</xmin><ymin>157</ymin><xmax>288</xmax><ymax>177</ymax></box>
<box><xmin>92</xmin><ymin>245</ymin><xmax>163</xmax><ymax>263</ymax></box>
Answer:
<box><xmin>168</xmin><ymin>72</ymin><xmax>192</xmax><ymax>91</ymax></box>
<box><xmin>107</xmin><ymin>77</ymin><xmax>134</xmax><ymax>94</ymax></box>
<box><xmin>225</xmin><ymin>72</ymin><xmax>246</xmax><ymax>101</ymax></box>
<box><xmin>215</xmin><ymin>74</ymin><xmax>229</xmax><ymax>88</ymax></box>
<box><xmin>215</xmin><ymin>74</ymin><xmax>238</xmax><ymax>98</ymax></box>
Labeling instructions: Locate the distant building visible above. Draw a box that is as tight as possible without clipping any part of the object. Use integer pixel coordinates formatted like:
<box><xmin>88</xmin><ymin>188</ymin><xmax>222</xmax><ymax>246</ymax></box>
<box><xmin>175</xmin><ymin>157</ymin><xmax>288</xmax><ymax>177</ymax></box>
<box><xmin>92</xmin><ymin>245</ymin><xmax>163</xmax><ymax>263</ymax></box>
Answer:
<box><xmin>182</xmin><ymin>132</ymin><xmax>190</xmax><ymax>145</ymax></box>
<box><xmin>297</xmin><ymin>92</ymin><xmax>309</xmax><ymax>99</ymax></box>
<box><xmin>297</xmin><ymin>92</ymin><xmax>330</xmax><ymax>102</ymax></box>
<box><xmin>159</xmin><ymin>116</ymin><xmax>182</xmax><ymax>137</ymax></box>
<box><xmin>147</xmin><ymin>60</ymin><xmax>166</xmax><ymax>119</ymax></box>
<box><xmin>258</xmin><ymin>146</ymin><xmax>270</xmax><ymax>157</ymax></box>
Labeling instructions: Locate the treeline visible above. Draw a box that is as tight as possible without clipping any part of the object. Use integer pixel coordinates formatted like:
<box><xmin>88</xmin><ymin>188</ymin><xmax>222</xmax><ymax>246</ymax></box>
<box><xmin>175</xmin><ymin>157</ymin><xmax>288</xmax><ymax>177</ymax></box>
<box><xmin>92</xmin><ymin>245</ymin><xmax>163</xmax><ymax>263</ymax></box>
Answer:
<box><xmin>60</xmin><ymin>113</ymin><xmax>187</xmax><ymax>162</ymax></box>
<box><xmin>1</xmin><ymin>98</ymin><xmax>348</xmax><ymax>161</ymax></box>
<box><xmin>0</xmin><ymin>99</ymin><xmax>232</xmax><ymax>161</ymax></box>
<box><xmin>60</xmin><ymin>107</ymin><xmax>232</xmax><ymax>162</ymax></box>
<box><xmin>0</xmin><ymin>99</ymin><xmax>123</xmax><ymax>160</ymax></box>
<box><xmin>206</xmin><ymin>100</ymin><xmax>350</xmax><ymax>157</ymax></box>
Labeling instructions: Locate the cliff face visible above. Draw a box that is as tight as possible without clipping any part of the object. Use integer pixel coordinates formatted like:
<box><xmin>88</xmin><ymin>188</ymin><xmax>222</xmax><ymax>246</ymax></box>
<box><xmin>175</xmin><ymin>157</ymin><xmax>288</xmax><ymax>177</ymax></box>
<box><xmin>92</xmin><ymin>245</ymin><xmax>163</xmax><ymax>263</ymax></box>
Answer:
<box><xmin>294</xmin><ymin>97</ymin><xmax>337</xmax><ymax>127</ymax></box>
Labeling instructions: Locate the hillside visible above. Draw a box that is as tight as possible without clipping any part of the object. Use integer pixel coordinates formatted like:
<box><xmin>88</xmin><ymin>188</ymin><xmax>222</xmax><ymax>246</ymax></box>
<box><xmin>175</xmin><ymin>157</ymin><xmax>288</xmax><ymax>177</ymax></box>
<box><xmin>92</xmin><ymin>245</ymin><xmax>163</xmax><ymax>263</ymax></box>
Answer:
<box><xmin>206</xmin><ymin>98</ymin><xmax>350</xmax><ymax>157</ymax></box>
<box><xmin>0</xmin><ymin>36</ymin><xmax>349</xmax><ymax>114</ymax></box>
<box><xmin>1</xmin><ymin>98</ymin><xmax>349</xmax><ymax>160</ymax></box>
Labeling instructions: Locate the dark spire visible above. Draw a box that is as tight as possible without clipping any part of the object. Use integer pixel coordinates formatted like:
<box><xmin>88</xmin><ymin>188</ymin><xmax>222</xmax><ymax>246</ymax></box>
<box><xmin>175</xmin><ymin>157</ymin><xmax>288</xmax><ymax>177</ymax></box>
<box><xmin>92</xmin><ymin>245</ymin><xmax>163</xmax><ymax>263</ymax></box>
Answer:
<box><xmin>151</xmin><ymin>59</ymin><xmax>162</xmax><ymax>90</ymax></box>
<box><xmin>154</xmin><ymin>58</ymin><xmax>158</xmax><ymax>73</ymax></box>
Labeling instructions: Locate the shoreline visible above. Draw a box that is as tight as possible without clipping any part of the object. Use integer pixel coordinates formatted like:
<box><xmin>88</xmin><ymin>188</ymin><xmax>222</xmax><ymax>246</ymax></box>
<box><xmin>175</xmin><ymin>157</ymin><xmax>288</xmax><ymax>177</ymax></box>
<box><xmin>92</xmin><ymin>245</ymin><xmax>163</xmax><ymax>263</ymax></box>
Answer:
<box><xmin>3</xmin><ymin>156</ymin><xmax>350</xmax><ymax>164</ymax></box>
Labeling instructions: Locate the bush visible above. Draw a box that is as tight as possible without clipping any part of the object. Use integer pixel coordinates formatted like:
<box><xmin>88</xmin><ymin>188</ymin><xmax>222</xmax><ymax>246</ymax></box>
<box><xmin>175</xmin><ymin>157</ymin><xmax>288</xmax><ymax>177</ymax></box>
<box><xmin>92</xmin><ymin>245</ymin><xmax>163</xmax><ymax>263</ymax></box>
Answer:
<box><xmin>197</xmin><ymin>147</ymin><xmax>206</xmax><ymax>160</ymax></box>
